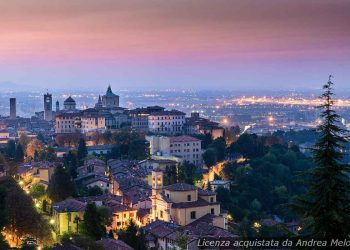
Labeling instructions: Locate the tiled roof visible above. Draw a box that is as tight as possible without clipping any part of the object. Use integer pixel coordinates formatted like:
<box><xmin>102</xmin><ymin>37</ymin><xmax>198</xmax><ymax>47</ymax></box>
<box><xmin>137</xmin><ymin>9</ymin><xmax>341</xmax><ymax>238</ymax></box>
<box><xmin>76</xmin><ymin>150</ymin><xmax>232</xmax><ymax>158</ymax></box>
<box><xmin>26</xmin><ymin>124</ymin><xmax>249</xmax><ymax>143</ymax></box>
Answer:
<box><xmin>149</xmin><ymin>110</ymin><xmax>185</xmax><ymax>116</ymax></box>
<box><xmin>137</xmin><ymin>208</ymin><xmax>150</xmax><ymax>219</ymax></box>
<box><xmin>50</xmin><ymin>243</ymin><xmax>83</xmax><ymax>250</ymax></box>
<box><xmin>170</xmin><ymin>135</ymin><xmax>200</xmax><ymax>143</ymax></box>
<box><xmin>171</xmin><ymin>198</ymin><xmax>217</xmax><ymax>209</ymax></box>
<box><xmin>97</xmin><ymin>239</ymin><xmax>133</xmax><ymax>250</ymax></box>
<box><xmin>109</xmin><ymin>203</ymin><xmax>134</xmax><ymax>213</ymax></box>
<box><xmin>198</xmin><ymin>188</ymin><xmax>216</xmax><ymax>196</ymax></box>
<box><xmin>53</xmin><ymin>198</ymin><xmax>86</xmax><ymax>213</ymax></box>
<box><xmin>165</xmin><ymin>183</ymin><xmax>196</xmax><ymax>192</ymax></box>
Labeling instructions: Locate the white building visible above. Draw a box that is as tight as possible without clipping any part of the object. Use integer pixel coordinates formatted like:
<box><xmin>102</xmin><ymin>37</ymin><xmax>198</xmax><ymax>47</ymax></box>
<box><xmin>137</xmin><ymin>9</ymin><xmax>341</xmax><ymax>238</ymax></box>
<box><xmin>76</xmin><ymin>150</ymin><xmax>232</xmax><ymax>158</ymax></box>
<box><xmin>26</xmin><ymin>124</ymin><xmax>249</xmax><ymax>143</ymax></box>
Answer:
<box><xmin>148</xmin><ymin>110</ymin><xmax>185</xmax><ymax>135</ymax></box>
<box><xmin>170</xmin><ymin>136</ymin><xmax>202</xmax><ymax>165</ymax></box>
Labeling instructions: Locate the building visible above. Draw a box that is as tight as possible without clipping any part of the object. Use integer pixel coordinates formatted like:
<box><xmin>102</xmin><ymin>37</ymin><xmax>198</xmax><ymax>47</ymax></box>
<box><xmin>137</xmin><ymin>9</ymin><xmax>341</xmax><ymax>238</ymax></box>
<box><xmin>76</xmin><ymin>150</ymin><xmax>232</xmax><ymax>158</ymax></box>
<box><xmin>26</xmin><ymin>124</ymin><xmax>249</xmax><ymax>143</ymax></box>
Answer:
<box><xmin>55</xmin><ymin>112</ymin><xmax>80</xmax><ymax>134</ymax></box>
<box><xmin>209</xmin><ymin>180</ymin><xmax>231</xmax><ymax>191</ymax></box>
<box><xmin>170</xmin><ymin>135</ymin><xmax>202</xmax><ymax>165</ymax></box>
<box><xmin>63</xmin><ymin>96</ymin><xmax>77</xmax><ymax>110</ymax></box>
<box><xmin>150</xmin><ymin>170</ymin><xmax>227</xmax><ymax>229</ymax></box>
<box><xmin>9</xmin><ymin>98</ymin><xmax>16</xmax><ymax>119</ymax></box>
<box><xmin>52</xmin><ymin>199</ymin><xmax>86</xmax><ymax>235</ymax></box>
<box><xmin>56</xmin><ymin>100</ymin><xmax>60</xmax><ymax>112</ymax></box>
<box><xmin>184</xmin><ymin>112</ymin><xmax>224</xmax><ymax>139</ymax></box>
<box><xmin>127</xmin><ymin>106</ymin><xmax>165</xmax><ymax>131</ymax></box>
<box><xmin>0</xmin><ymin>130</ymin><xmax>10</xmax><ymax>144</ymax></box>
<box><xmin>146</xmin><ymin>135</ymin><xmax>171</xmax><ymax>155</ymax></box>
<box><xmin>97</xmin><ymin>239</ymin><xmax>133</xmax><ymax>250</ymax></box>
<box><xmin>148</xmin><ymin>110</ymin><xmax>186</xmax><ymax>135</ymax></box>
<box><xmin>44</xmin><ymin>92</ymin><xmax>53</xmax><ymax>121</ymax></box>
<box><xmin>102</xmin><ymin>85</ymin><xmax>119</xmax><ymax>108</ymax></box>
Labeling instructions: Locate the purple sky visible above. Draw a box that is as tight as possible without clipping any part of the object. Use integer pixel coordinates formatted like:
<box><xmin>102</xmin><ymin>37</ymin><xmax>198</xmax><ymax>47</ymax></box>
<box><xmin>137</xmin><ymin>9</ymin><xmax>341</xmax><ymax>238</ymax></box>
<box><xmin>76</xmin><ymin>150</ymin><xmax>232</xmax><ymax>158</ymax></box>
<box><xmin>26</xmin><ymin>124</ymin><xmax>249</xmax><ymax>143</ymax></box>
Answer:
<box><xmin>0</xmin><ymin>0</ymin><xmax>349</xmax><ymax>91</ymax></box>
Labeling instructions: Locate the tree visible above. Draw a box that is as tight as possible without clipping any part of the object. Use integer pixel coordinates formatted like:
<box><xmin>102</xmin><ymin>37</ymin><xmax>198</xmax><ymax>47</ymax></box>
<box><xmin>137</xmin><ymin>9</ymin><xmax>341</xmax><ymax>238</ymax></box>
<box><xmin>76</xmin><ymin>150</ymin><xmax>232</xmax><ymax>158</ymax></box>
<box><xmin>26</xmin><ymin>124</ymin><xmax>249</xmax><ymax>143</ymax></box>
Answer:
<box><xmin>208</xmin><ymin>137</ymin><xmax>226</xmax><ymax>161</ymax></box>
<box><xmin>30</xmin><ymin>183</ymin><xmax>46</xmax><ymax>200</ymax></box>
<box><xmin>290</xmin><ymin>76</ymin><xmax>350</xmax><ymax>238</ymax></box>
<box><xmin>77</xmin><ymin>139</ymin><xmax>88</xmax><ymax>164</ymax></box>
<box><xmin>0</xmin><ymin>177</ymin><xmax>51</xmax><ymax>245</ymax></box>
<box><xmin>118</xmin><ymin>219</ymin><xmax>145</xmax><ymax>250</ymax></box>
<box><xmin>164</xmin><ymin>165</ymin><xmax>177</xmax><ymax>185</ymax></box>
<box><xmin>48</xmin><ymin>165</ymin><xmax>75</xmax><ymax>203</ymax></box>
<box><xmin>0</xmin><ymin>187</ymin><xmax>9</xmax><ymax>249</ymax></box>
<box><xmin>174</xmin><ymin>227</ymin><xmax>190</xmax><ymax>250</ymax></box>
<box><xmin>178</xmin><ymin>161</ymin><xmax>197</xmax><ymax>184</ymax></box>
<box><xmin>63</xmin><ymin>151</ymin><xmax>78</xmax><ymax>178</ymax></box>
<box><xmin>6</xmin><ymin>140</ymin><xmax>16</xmax><ymax>159</ymax></box>
<box><xmin>128</xmin><ymin>139</ymin><xmax>147</xmax><ymax>160</ymax></box>
<box><xmin>26</xmin><ymin>139</ymin><xmax>43</xmax><ymax>160</ymax></box>
<box><xmin>203</xmin><ymin>148</ymin><xmax>217</xmax><ymax>167</ymax></box>
<box><xmin>15</xmin><ymin>143</ymin><xmax>24</xmax><ymax>162</ymax></box>
<box><xmin>81</xmin><ymin>203</ymin><xmax>109</xmax><ymax>240</ymax></box>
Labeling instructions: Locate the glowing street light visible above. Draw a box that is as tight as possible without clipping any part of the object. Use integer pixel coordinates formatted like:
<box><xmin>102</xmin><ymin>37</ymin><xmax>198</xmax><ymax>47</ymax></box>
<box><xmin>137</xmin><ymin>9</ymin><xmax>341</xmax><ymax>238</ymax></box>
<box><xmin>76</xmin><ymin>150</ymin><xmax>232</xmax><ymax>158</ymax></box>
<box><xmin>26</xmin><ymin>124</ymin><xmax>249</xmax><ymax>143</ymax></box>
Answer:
<box><xmin>49</xmin><ymin>219</ymin><xmax>55</xmax><ymax>225</ymax></box>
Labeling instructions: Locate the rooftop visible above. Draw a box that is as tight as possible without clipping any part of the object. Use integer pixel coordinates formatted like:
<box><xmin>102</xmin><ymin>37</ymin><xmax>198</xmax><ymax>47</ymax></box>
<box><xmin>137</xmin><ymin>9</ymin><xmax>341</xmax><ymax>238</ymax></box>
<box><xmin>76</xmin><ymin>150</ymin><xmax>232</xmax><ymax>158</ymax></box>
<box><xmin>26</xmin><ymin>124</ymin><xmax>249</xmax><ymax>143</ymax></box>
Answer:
<box><xmin>170</xmin><ymin>135</ymin><xmax>200</xmax><ymax>143</ymax></box>
<box><xmin>97</xmin><ymin>239</ymin><xmax>133</xmax><ymax>250</ymax></box>
<box><xmin>53</xmin><ymin>198</ymin><xmax>86</xmax><ymax>213</ymax></box>
<box><xmin>165</xmin><ymin>183</ymin><xmax>196</xmax><ymax>192</ymax></box>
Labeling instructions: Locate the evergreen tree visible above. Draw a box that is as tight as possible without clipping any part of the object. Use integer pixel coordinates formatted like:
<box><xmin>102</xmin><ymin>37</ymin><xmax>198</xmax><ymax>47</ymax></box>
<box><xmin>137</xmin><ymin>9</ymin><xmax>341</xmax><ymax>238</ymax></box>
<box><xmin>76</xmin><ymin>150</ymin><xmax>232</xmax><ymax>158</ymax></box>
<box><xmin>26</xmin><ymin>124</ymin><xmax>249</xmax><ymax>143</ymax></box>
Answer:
<box><xmin>77</xmin><ymin>138</ymin><xmax>88</xmax><ymax>164</ymax></box>
<box><xmin>6</xmin><ymin>140</ymin><xmax>16</xmax><ymax>159</ymax></box>
<box><xmin>15</xmin><ymin>143</ymin><xmax>24</xmax><ymax>162</ymax></box>
<box><xmin>291</xmin><ymin>76</ymin><xmax>350</xmax><ymax>238</ymax></box>
<box><xmin>48</xmin><ymin>165</ymin><xmax>75</xmax><ymax>203</ymax></box>
<box><xmin>81</xmin><ymin>203</ymin><xmax>106</xmax><ymax>240</ymax></box>
<box><xmin>118</xmin><ymin>219</ymin><xmax>145</xmax><ymax>250</ymax></box>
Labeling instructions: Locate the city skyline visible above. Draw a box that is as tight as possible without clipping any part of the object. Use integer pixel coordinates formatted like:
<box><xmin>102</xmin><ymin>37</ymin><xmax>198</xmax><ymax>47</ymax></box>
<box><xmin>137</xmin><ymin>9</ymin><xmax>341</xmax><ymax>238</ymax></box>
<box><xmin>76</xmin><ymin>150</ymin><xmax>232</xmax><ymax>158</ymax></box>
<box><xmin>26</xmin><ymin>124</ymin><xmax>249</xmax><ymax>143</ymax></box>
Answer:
<box><xmin>0</xmin><ymin>0</ymin><xmax>350</xmax><ymax>91</ymax></box>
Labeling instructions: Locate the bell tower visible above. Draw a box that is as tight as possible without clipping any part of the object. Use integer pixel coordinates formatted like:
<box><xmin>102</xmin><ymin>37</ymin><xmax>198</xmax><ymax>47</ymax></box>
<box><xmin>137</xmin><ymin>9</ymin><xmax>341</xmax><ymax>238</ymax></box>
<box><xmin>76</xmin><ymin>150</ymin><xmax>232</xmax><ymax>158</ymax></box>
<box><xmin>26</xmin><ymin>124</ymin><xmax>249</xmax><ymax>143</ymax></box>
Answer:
<box><xmin>152</xmin><ymin>168</ymin><xmax>163</xmax><ymax>196</ymax></box>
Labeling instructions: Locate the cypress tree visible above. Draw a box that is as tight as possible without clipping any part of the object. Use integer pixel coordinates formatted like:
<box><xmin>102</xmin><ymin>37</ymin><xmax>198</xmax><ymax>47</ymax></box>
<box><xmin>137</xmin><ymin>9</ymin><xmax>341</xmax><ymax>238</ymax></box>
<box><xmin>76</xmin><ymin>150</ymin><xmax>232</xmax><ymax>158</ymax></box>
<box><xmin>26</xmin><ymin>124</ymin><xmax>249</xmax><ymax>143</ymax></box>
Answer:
<box><xmin>291</xmin><ymin>76</ymin><xmax>350</xmax><ymax>238</ymax></box>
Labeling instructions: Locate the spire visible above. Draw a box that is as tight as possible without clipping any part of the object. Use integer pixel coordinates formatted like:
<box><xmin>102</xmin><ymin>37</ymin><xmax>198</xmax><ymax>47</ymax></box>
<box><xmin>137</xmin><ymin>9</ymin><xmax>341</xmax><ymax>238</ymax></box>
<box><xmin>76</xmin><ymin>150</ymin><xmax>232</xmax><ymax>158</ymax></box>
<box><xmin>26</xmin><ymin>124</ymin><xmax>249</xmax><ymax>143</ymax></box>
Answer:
<box><xmin>98</xmin><ymin>95</ymin><xmax>102</xmax><ymax>103</ymax></box>
<box><xmin>106</xmin><ymin>84</ymin><xmax>112</xmax><ymax>94</ymax></box>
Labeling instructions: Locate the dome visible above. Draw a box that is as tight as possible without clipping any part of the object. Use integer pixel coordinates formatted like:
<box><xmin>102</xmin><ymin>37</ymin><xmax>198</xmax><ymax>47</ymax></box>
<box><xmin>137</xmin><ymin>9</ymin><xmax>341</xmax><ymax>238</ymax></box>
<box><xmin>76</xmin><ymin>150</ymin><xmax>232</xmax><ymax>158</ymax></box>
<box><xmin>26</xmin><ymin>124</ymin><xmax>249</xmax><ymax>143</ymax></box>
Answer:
<box><xmin>105</xmin><ymin>85</ymin><xmax>118</xmax><ymax>97</ymax></box>
<box><xmin>64</xmin><ymin>96</ymin><xmax>76</xmax><ymax>104</ymax></box>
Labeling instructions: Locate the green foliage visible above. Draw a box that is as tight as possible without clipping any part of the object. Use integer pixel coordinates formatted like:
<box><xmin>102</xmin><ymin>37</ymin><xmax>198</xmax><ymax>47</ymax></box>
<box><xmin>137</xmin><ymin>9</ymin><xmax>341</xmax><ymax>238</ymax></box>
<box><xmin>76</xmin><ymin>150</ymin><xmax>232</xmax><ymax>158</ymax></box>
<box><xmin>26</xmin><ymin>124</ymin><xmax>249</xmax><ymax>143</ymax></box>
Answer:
<box><xmin>0</xmin><ymin>187</ymin><xmax>9</xmax><ymax>249</ymax></box>
<box><xmin>63</xmin><ymin>151</ymin><xmax>78</xmax><ymax>179</ymax></box>
<box><xmin>128</xmin><ymin>139</ymin><xmax>148</xmax><ymax>160</ymax></box>
<box><xmin>30</xmin><ymin>183</ymin><xmax>46</xmax><ymax>199</ymax></box>
<box><xmin>77</xmin><ymin>138</ymin><xmax>88</xmax><ymax>164</ymax></box>
<box><xmin>290</xmin><ymin>77</ymin><xmax>350</xmax><ymax>238</ymax></box>
<box><xmin>15</xmin><ymin>143</ymin><xmax>25</xmax><ymax>162</ymax></box>
<box><xmin>60</xmin><ymin>233</ymin><xmax>104</xmax><ymax>250</ymax></box>
<box><xmin>118</xmin><ymin>219</ymin><xmax>146</xmax><ymax>250</ymax></box>
<box><xmin>81</xmin><ymin>203</ymin><xmax>111</xmax><ymax>240</ymax></box>
<box><xmin>0</xmin><ymin>177</ymin><xmax>51</xmax><ymax>243</ymax></box>
<box><xmin>229</xmin><ymin>133</ymin><xmax>267</xmax><ymax>158</ymax></box>
<box><xmin>6</xmin><ymin>140</ymin><xmax>16</xmax><ymax>159</ymax></box>
<box><xmin>202</xmin><ymin>148</ymin><xmax>217</xmax><ymax>167</ymax></box>
<box><xmin>48</xmin><ymin>165</ymin><xmax>75</xmax><ymax>203</ymax></box>
<box><xmin>38</xmin><ymin>146</ymin><xmax>56</xmax><ymax>162</ymax></box>
<box><xmin>192</xmin><ymin>133</ymin><xmax>213</xmax><ymax>149</ymax></box>
<box><xmin>178</xmin><ymin>161</ymin><xmax>197</xmax><ymax>184</ymax></box>
<box><xmin>164</xmin><ymin>164</ymin><xmax>177</xmax><ymax>185</ymax></box>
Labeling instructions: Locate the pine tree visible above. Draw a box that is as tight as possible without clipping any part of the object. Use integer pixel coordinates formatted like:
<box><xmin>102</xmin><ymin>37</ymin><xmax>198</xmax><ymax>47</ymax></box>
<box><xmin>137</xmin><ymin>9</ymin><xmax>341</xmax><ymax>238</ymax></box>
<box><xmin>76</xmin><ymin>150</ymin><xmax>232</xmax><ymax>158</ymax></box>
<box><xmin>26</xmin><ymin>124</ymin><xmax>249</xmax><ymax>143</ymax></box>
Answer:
<box><xmin>15</xmin><ymin>143</ymin><xmax>24</xmax><ymax>162</ymax></box>
<box><xmin>291</xmin><ymin>76</ymin><xmax>350</xmax><ymax>238</ymax></box>
<box><xmin>48</xmin><ymin>165</ymin><xmax>75</xmax><ymax>203</ymax></box>
<box><xmin>77</xmin><ymin>139</ymin><xmax>88</xmax><ymax>164</ymax></box>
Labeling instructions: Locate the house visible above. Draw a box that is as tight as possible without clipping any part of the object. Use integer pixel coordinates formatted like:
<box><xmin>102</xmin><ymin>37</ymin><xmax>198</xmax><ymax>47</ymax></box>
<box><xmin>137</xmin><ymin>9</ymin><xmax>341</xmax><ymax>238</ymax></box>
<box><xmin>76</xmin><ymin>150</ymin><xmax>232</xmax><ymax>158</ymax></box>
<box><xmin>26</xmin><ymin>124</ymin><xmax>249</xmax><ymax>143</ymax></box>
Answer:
<box><xmin>97</xmin><ymin>239</ymin><xmax>133</xmax><ymax>250</ymax></box>
<box><xmin>148</xmin><ymin>110</ymin><xmax>186</xmax><ymax>135</ymax></box>
<box><xmin>83</xmin><ymin>176</ymin><xmax>112</xmax><ymax>193</ymax></box>
<box><xmin>18</xmin><ymin>161</ymin><xmax>57</xmax><ymax>184</ymax></box>
<box><xmin>143</xmin><ymin>218</ymin><xmax>235</xmax><ymax>250</ymax></box>
<box><xmin>139</xmin><ymin>159</ymin><xmax>178</xmax><ymax>172</ymax></box>
<box><xmin>109</xmin><ymin>203</ymin><xmax>138</xmax><ymax>229</ymax></box>
<box><xmin>52</xmin><ymin>199</ymin><xmax>86</xmax><ymax>235</ymax></box>
<box><xmin>150</xmin><ymin>169</ymin><xmax>227</xmax><ymax>229</ymax></box>
<box><xmin>209</xmin><ymin>180</ymin><xmax>231</xmax><ymax>191</ymax></box>
<box><xmin>86</xmin><ymin>144</ymin><xmax>114</xmax><ymax>156</ymax></box>
<box><xmin>77</xmin><ymin>158</ymin><xmax>106</xmax><ymax>177</ymax></box>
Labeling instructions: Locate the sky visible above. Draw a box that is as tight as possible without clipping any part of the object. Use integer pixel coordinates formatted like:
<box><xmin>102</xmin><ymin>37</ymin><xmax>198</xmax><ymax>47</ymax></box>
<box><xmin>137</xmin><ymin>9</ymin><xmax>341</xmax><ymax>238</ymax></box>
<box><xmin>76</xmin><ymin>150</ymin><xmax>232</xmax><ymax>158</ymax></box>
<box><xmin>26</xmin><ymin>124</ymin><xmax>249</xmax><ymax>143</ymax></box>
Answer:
<box><xmin>0</xmin><ymin>0</ymin><xmax>349</xmax><ymax>91</ymax></box>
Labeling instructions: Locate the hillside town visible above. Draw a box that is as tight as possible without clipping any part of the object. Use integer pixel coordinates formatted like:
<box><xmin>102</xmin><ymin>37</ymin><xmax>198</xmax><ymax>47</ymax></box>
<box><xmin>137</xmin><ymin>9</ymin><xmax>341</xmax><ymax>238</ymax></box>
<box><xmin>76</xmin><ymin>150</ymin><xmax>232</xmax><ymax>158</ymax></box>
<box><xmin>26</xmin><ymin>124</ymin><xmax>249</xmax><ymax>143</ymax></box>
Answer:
<box><xmin>0</xmin><ymin>86</ymin><xmax>240</xmax><ymax>249</ymax></box>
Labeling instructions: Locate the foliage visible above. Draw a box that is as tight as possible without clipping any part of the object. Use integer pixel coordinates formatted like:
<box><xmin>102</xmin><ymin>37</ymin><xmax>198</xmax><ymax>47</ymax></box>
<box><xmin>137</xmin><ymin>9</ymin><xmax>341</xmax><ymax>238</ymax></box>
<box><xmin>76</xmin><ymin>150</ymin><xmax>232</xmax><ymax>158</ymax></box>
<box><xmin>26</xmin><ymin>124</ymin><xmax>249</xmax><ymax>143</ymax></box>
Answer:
<box><xmin>30</xmin><ymin>183</ymin><xmax>46</xmax><ymax>199</ymax></box>
<box><xmin>290</xmin><ymin>77</ymin><xmax>350</xmax><ymax>238</ymax></box>
<box><xmin>128</xmin><ymin>139</ymin><xmax>148</xmax><ymax>160</ymax></box>
<box><xmin>202</xmin><ymin>148</ymin><xmax>217</xmax><ymax>167</ymax></box>
<box><xmin>178</xmin><ymin>161</ymin><xmax>197</xmax><ymax>184</ymax></box>
<box><xmin>118</xmin><ymin>219</ymin><xmax>146</xmax><ymax>250</ymax></box>
<box><xmin>63</xmin><ymin>151</ymin><xmax>78</xmax><ymax>179</ymax></box>
<box><xmin>77</xmin><ymin>139</ymin><xmax>88</xmax><ymax>164</ymax></box>
<box><xmin>48</xmin><ymin>165</ymin><xmax>75</xmax><ymax>203</ymax></box>
<box><xmin>0</xmin><ymin>177</ymin><xmax>51</xmax><ymax>243</ymax></box>
<box><xmin>81</xmin><ymin>203</ymin><xmax>111</xmax><ymax>240</ymax></box>
<box><xmin>60</xmin><ymin>233</ymin><xmax>104</xmax><ymax>250</ymax></box>
<box><xmin>228</xmin><ymin>133</ymin><xmax>267</xmax><ymax>158</ymax></box>
<box><xmin>164</xmin><ymin>164</ymin><xmax>177</xmax><ymax>185</ymax></box>
<box><xmin>26</xmin><ymin>139</ymin><xmax>43</xmax><ymax>160</ymax></box>
<box><xmin>15</xmin><ymin>143</ymin><xmax>25</xmax><ymax>162</ymax></box>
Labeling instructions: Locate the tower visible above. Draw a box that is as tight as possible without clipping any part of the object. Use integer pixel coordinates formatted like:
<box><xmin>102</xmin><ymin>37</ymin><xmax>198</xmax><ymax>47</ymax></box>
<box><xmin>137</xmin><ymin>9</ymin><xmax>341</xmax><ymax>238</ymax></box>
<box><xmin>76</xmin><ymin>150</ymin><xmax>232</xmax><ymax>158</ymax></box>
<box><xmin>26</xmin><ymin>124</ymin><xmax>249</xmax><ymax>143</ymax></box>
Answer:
<box><xmin>151</xmin><ymin>169</ymin><xmax>163</xmax><ymax>196</ymax></box>
<box><xmin>102</xmin><ymin>85</ymin><xmax>119</xmax><ymax>108</ymax></box>
<box><xmin>56</xmin><ymin>100</ymin><xmax>60</xmax><ymax>112</ymax></box>
<box><xmin>44</xmin><ymin>92</ymin><xmax>53</xmax><ymax>121</ymax></box>
<box><xmin>95</xmin><ymin>95</ymin><xmax>102</xmax><ymax>109</ymax></box>
<box><xmin>9</xmin><ymin>98</ymin><xmax>16</xmax><ymax>119</ymax></box>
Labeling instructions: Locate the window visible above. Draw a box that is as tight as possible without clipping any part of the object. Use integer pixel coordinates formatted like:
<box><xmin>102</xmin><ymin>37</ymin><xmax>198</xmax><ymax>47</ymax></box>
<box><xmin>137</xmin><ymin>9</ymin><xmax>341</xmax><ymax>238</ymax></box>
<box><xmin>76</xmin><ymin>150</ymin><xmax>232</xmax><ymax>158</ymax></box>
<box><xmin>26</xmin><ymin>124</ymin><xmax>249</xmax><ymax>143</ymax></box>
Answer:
<box><xmin>166</xmin><ymin>193</ymin><xmax>170</xmax><ymax>199</ymax></box>
<box><xmin>210</xmin><ymin>197</ymin><xmax>214</xmax><ymax>203</ymax></box>
<box><xmin>187</xmin><ymin>195</ymin><xmax>191</xmax><ymax>201</ymax></box>
<box><xmin>160</xmin><ymin>210</ymin><xmax>163</xmax><ymax>218</ymax></box>
<box><xmin>211</xmin><ymin>208</ymin><xmax>215</xmax><ymax>214</ymax></box>
<box><xmin>190</xmin><ymin>211</ymin><xmax>196</xmax><ymax>219</ymax></box>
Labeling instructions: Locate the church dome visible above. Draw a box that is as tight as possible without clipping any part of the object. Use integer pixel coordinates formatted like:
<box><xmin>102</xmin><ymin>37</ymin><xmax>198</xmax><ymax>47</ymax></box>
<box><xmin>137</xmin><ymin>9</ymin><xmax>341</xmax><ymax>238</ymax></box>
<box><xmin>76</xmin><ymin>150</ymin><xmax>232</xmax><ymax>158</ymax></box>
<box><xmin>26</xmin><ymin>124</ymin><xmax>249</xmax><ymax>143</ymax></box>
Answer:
<box><xmin>64</xmin><ymin>96</ymin><xmax>76</xmax><ymax>104</ymax></box>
